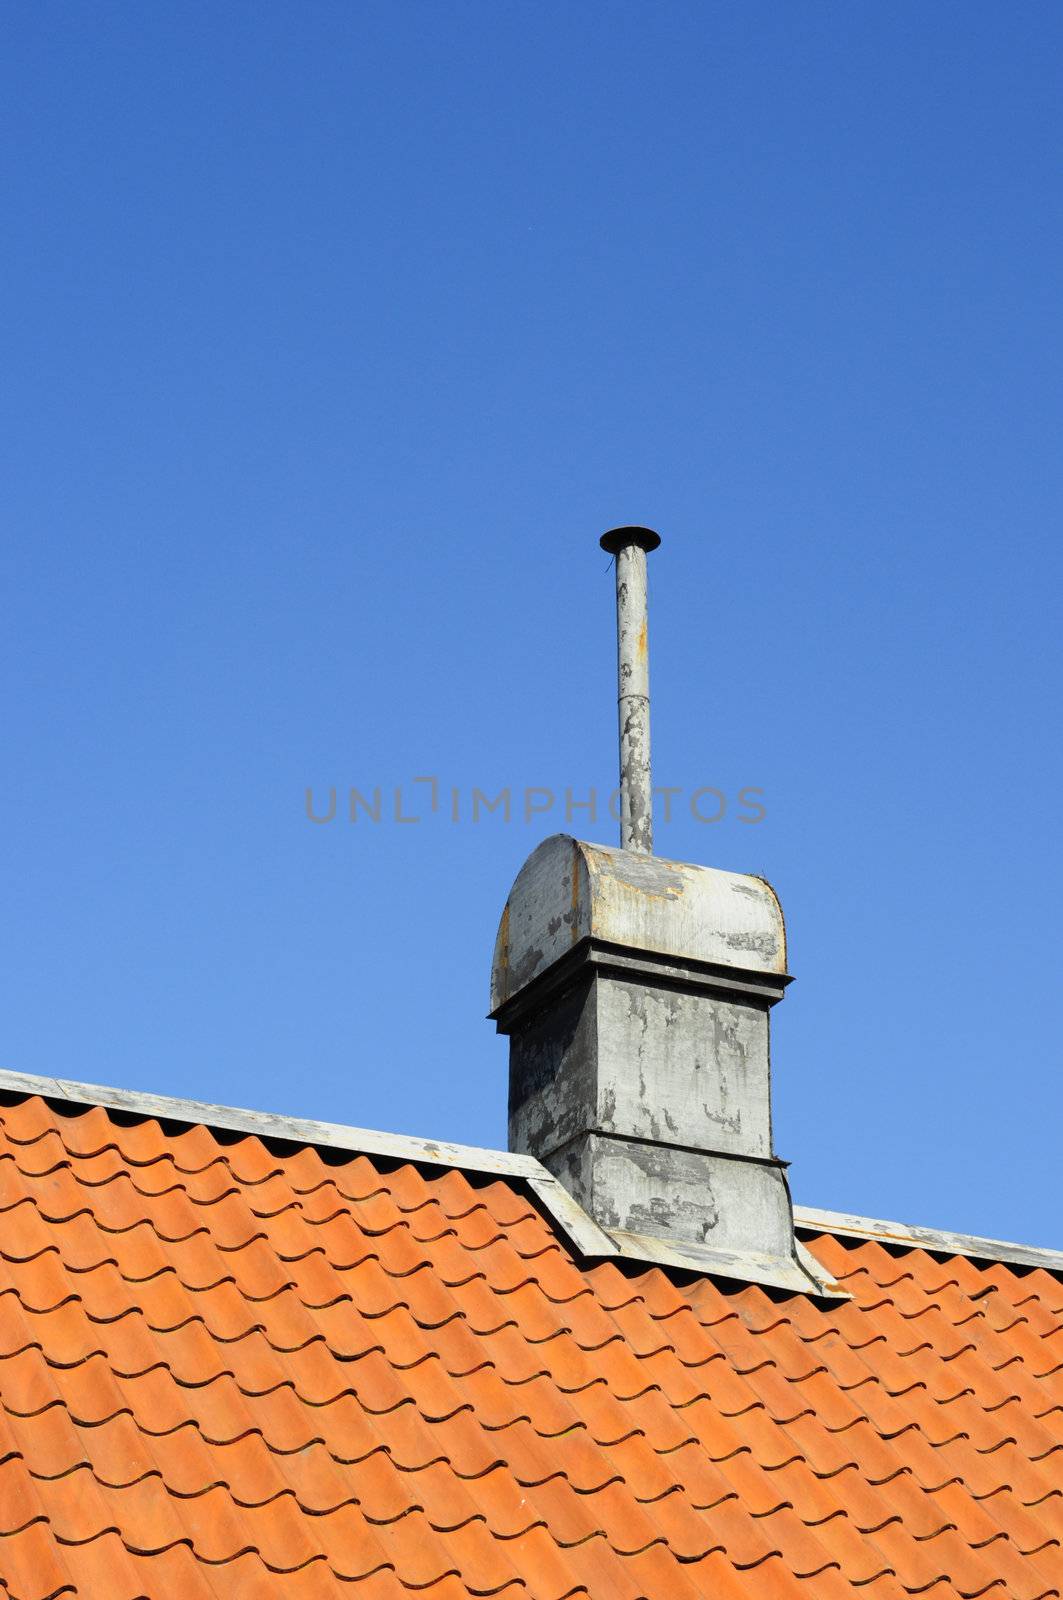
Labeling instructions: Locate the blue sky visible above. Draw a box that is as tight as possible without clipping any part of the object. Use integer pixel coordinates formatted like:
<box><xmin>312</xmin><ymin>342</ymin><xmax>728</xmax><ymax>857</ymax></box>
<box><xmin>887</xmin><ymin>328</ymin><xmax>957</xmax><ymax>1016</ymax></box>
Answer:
<box><xmin>3</xmin><ymin>3</ymin><xmax>1061</xmax><ymax>1246</ymax></box>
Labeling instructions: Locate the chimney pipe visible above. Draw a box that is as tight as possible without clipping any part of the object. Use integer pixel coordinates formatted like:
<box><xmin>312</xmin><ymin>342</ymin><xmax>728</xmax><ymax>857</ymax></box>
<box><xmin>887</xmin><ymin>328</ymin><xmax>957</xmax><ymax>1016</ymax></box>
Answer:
<box><xmin>600</xmin><ymin>526</ymin><xmax>660</xmax><ymax>855</ymax></box>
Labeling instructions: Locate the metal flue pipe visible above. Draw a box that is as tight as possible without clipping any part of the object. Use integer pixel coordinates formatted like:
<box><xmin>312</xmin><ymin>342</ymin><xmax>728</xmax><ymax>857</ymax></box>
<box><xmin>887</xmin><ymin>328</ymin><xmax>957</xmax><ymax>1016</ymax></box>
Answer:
<box><xmin>599</xmin><ymin>526</ymin><xmax>661</xmax><ymax>854</ymax></box>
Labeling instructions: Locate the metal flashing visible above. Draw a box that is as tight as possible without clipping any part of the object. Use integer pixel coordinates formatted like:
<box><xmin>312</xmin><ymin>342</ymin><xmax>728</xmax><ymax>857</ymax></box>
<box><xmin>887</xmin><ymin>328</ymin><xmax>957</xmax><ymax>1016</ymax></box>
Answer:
<box><xmin>794</xmin><ymin>1204</ymin><xmax>1063</xmax><ymax>1275</ymax></box>
<box><xmin>0</xmin><ymin>1067</ymin><xmax>545</xmax><ymax>1181</ymax></box>
<box><xmin>490</xmin><ymin>934</ymin><xmax>791</xmax><ymax>1035</ymax></box>
<box><xmin>603</xmin><ymin>1227</ymin><xmax>844</xmax><ymax>1297</ymax></box>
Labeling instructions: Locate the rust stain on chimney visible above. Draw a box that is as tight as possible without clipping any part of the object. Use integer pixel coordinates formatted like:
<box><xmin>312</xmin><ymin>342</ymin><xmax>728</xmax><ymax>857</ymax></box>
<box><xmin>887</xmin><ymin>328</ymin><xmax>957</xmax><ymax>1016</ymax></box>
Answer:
<box><xmin>497</xmin><ymin>904</ymin><xmax>510</xmax><ymax>994</ymax></box>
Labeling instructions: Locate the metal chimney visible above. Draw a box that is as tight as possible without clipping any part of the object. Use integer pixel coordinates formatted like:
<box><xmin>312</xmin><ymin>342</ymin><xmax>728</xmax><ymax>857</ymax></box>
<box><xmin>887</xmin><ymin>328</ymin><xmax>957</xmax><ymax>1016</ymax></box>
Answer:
<box><xmin>488</xmin><ymin>529</ymin><xmax>834</xmax><ymax>1296</ymax></box>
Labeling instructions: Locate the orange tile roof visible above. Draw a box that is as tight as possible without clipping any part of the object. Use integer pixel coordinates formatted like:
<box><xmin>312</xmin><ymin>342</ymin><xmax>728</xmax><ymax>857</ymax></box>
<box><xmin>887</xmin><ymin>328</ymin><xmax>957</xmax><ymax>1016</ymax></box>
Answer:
<box><xmin>0</xmin><ymin>1086</ymin><xmax>1059</xmax><ymax>1600</ymax></box>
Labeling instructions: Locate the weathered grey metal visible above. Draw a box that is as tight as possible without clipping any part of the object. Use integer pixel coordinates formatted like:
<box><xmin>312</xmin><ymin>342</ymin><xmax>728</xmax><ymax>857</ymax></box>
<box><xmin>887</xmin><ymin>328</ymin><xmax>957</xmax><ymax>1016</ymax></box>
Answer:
<box><xmin>0</xmin><ymin>1067</ymin><xmax>546</xmax><ymax>1180</ymax></box>
<box><xmin>608</xmin><ymin>1227</ymin><xmax>845</xmax><ymax>1296</ymax></box>
<box><xmin>490</xmin><ymin>836</ymin><xmax>787</xmax><ymax>1014</ymax></box>
<box><xmin>600</xmin><ymin>526</ymin><xmax>660</xmax><ymax>854</ymax></box>
<box><xmin>552</xmin><ymin>1132</ymin><xmax>792</xmax><ymax>1251</ymax></box>
<box><xmin>488</xmin><ymin>832</ymin><xmax>838</xmax><ymax>1293</ymax></box>
<box><xmin>793</xmin><ymin>1205</ymin><xmax>1063</xmax><ymax>1273</ymax></box>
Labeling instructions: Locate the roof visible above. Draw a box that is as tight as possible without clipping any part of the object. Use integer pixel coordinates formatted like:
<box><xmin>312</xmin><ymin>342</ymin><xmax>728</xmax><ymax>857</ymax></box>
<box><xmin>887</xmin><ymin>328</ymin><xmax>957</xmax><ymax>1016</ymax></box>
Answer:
<box><xmin>0</xmin><ymin>1072</ymin><xmax>1060</xmax><ymax>1599</ymax></box>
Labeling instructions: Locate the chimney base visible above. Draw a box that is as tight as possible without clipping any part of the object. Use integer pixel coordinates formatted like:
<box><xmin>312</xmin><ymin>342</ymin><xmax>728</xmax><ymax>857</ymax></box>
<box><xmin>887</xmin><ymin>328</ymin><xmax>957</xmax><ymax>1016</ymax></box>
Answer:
<box><xmin>542</xmin><ymin>1131</ymin><xmax>796</xmax><ymax>1261</ymax></box>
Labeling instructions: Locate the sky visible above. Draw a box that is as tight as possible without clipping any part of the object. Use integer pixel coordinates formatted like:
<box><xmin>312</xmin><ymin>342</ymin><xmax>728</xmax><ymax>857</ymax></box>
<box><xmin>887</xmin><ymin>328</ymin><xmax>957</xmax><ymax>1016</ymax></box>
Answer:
<box><xmin>2</xmin><ymin>2</ymin><xmax>1061</xmax><ymax>1248</ymax></box>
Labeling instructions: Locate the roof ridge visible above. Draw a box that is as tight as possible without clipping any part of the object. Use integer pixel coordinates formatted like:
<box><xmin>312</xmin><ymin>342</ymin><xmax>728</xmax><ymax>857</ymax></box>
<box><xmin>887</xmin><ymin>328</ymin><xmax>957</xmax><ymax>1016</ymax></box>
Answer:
<box><xmin>0</xmin><ymin>1067</ymin><xmax>1055</xmax><ymax>1277</ymax></box>
<box><xmin>793</xmin><ymin>1205</ymin><xmax>1063</xmax><ymax>1275</ymax></box>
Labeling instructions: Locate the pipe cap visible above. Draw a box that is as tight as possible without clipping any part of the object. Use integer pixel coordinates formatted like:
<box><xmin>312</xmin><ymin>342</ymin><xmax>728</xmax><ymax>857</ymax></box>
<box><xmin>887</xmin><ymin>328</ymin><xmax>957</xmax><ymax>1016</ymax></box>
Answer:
<box><xmin>600</xmin><ymin>526</ymin><xmax>661</xmax><ymax>555</ymax></box>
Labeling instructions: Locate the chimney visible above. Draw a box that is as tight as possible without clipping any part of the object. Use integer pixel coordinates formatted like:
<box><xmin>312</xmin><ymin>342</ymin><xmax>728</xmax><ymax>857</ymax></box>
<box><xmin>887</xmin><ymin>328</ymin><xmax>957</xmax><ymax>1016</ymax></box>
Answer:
<box><xmin>489</xmin><ymin>529</ymin><xmax>828</xmax><ymax>1294</ymax></box>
